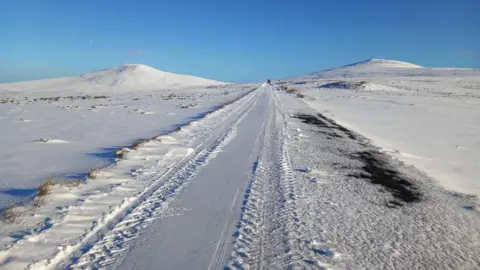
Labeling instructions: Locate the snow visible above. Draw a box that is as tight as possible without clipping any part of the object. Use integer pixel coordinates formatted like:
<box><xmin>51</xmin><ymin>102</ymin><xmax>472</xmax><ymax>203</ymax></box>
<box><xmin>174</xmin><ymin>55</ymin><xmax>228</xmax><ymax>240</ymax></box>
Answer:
<box><xmin>284</xmin><ymin>59</ymin><xmax>480</xmax><ymax>198</ymax></box>
<box><xmin>0</xmin><ymin>83</ymin><xmax>259</xmax><ymax>269</ymax></box>
<box><xmin>0</xmin><ymin>66</ymin><xmax>250</xmax><ymax>211</ymax></box>
<box><xmin>302</xmin><ymin>58</ymin><xmax>480</xmax><ymax>79</ymax></box>
<box><xmin>338</xmin><ymin>58</ymin><xmax>424</xmax><ymax>69</ymax></box>
<box><xmin>0</xmin><ymin>64</ymin><xmax>225</xmax><ymax>93</ymax></box>
<box><xmin>0</xmin><ymin>59</ymin><xmax>479</xmax><ymax>269</ymax></box>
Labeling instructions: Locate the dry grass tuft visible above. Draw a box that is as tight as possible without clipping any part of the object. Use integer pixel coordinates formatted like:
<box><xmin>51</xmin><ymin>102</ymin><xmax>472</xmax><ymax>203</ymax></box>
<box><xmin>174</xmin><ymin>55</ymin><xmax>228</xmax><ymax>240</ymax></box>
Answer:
<box><xmin>116</xmin><ymin>147</ymin><xmax>132</xmax><ymax>160</ymax></box>
<box><xmin>286</xmin><ymin>88</ymin><xmax>298</xmax><ymax>94</ymax></box>
<box><xmin>57</xmin><ymin>179</ymin><xmax>82</xmax><ymax>188</ymax></box>
<box><xmin>280</xmin><ymin>84</ymin><xmax>289</xmax><ymax>91</ymax></box>
<box><xmin>38</xmin><ymin>177</ymin><xmax>54</xmax><ymax>198</ymax></box>
<box><xmin>88</xmin><ymin>168</ymin><xmax>101</xmax><ymax>179</ymax></box>
<box><xmin>131</xmin><ymin>139</ymin><xmax>148</xmax><ymax>150</ymax></box>
<box><xmin>35</xmin><ymin>177</ymin><xmax>55</xmax><ymax>206</ymax></box>
<box><xmin>2</xmin><ymin>204</ymin><xmax>22</xmax><ymax>223</ymax></box>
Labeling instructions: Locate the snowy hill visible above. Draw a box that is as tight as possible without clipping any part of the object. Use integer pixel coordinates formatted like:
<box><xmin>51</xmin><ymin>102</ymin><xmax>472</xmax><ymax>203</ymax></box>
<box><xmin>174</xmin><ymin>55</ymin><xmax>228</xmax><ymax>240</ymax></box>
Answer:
<box><xmin>0</xmin><ymin>64</ymin><xmax>225</xmax><ymax>93</ymax></box>
<box><xmin>338</xmin><ymin>58</ymin><xmax>423</xmax><ymax>69</ymax></box>
<box><xmin>305</xmin><ymin>58</ymin><xmax>480</xmax><ymax>78</ymax></box>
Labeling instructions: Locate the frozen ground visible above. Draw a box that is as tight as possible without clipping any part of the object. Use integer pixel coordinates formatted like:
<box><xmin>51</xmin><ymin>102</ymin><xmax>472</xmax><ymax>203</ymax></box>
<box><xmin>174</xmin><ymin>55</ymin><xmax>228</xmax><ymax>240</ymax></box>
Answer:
<box><xmin>283</xmin><ymin>59</ymin><xmax>480</xmax><ymax>198</ymax></box>
<box><xmin>0</xmin><ymin>60</ymin><xmax>479</xmax><ymax>270</ymax></box>
<box><xmin>0</xmin><ymin>86</ymin><xmax>251</xmax><ymax>210</ymax></box>
<box><xmin>0</xmin><ymin>64</ymin><xmax>243</xmax><ymax>210</ymax></box>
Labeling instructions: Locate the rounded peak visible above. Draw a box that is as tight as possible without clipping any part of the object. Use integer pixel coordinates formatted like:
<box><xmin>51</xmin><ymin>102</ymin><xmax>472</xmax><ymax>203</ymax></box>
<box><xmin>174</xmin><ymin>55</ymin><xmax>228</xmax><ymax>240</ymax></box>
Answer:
<box><xmin>109</xmin><ymin>63</ymin><xmax>164</xmax><ymax>73</ymax></box>
<box><xmin>79</xmin><ymin>63</ymin><xmax>224</xmax><ymax>88</ymax></box>
<box><xmin>343</xmin><ymin>59</ymin><xmax>422</xmax><ymax>68</ymax></box>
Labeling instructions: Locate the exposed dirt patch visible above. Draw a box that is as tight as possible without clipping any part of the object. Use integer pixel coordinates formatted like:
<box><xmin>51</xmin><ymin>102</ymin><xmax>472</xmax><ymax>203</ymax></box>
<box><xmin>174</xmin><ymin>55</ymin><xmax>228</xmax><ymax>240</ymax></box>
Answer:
<box><xmin>292</xmin><ymin>113</ymin><xmax>422</xmax><ymax>206</ymax></box>
<box><xmin>348</xmin><ymin>151</ymin><xmax>421</xmax><ymax>204</ymax></box>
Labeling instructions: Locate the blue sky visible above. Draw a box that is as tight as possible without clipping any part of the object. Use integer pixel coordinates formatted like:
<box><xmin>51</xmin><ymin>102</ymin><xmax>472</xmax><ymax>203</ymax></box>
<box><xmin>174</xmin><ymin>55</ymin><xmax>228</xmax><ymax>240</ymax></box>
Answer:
<box><xmin>1</xmin><ymin>0</ymin><xmax>479</xmax><ymax>83</ymax></box>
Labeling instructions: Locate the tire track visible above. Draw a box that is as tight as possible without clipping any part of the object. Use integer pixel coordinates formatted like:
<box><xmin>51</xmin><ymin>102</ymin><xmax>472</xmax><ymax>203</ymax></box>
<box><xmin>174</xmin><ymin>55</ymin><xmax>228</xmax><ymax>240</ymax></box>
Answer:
<box><xmin>227</xmin><ymin>88</ymin><xmax>302</xmax><ymax>269</ymax></box>
<box><xmin>70</xmin><ymin>122</ymin><xmax>238</xmax><ymax>269</ymax></box>
<box><xmin>42</xmin><ymin>87</ymin><xmax>263</xmax><ymax>270</ymax></box>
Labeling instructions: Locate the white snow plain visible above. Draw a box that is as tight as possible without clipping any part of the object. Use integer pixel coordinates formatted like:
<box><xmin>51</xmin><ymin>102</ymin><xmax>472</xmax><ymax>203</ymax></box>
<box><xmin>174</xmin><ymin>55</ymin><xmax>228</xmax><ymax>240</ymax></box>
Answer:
<box><xmin>0</xmin><ymin>65</ymin><xmax>241</xmax><ymax>210</ymax></box>
<box><xmin>284</xmin><ymin>59</ymin><xmax>480</xmax><ymax>198</ymax></box>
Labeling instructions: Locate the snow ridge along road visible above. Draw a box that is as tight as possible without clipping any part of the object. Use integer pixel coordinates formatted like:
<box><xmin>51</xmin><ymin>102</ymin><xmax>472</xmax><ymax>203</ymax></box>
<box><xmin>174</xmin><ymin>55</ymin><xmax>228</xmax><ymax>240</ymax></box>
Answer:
<box><xmin>59</xmin><ymin>87</ymin><xmax>263</xmax><ymax>269</ymax></box>
<box><xmin>0</xmin><ymin>85</ymin><xmax>260</xmax><ymax>269</ymax></box>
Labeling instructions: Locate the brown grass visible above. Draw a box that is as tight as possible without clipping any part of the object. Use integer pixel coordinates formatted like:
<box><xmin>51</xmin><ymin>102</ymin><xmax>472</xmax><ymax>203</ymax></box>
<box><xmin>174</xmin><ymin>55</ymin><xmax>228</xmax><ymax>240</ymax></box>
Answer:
<box><xmin>38</xmin><ymin>177</ymin><xmax>54</xmax><ymax>198</ymax></box>
<box><xmin>35</xmin><ymin>177</ymin><xmax>55</xmax><ymax>206</ymax></box>
<box><xmin>57</xmin><ymin>179</ymin><xmax>82</xmax><ymax>188</ymax></box>
<box><xmin>286</xmin><ymin>88</ymin><xmax>298</xmax><ymax>94</ymax></box>
<box><xmin>2</xmin><ymin>204</ymin><xmax>22</xmax><ymax>223</ymax></box>
<box><xmin>131</xmin><ymin>139</ymin><xmax>148</xmax><ymax>150</ymax></box>
<box><xmin>115</xmin><ymin>147</ymin><xmax>131</xmax><ymax>159</ymax></box>
<box><xmin>88</xmin><ymin>168</ymin><xmax>101</xmax><ymax>179</ymax></box>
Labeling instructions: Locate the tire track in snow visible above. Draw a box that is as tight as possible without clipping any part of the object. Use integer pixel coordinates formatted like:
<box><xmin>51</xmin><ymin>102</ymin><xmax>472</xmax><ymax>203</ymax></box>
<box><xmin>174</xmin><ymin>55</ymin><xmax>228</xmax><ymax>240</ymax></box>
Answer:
<box><xmin>29</xmin><ymin>87</ymin><xmax>264</xmax><ymax>270</ymax></box>
<box><xmin>65</xmin><ymin>89</ymin><xmax>262</xmax><ymax>270</ymax></box>
<box><xmin>227</xmin><ymin>88</ymin><xmax>302</xmax><ymax>269</ymax></box>
<box><xmin>70</xmin><ymin>122</ymin><xmax>237</xmax><ymax>269</ymax></box>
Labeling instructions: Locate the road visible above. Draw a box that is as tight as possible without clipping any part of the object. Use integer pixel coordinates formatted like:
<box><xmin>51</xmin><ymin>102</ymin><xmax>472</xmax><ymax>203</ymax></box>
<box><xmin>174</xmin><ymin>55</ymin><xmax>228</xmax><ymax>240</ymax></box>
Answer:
<box><xmin>118</xmin><ymin>86</ymin><xmax>269</xmax><ymax>270</ymax></box>
<box><xmin>66</xmin><ymin>84</ymin><xmax>480</xmax><ymax>270</ymax></box>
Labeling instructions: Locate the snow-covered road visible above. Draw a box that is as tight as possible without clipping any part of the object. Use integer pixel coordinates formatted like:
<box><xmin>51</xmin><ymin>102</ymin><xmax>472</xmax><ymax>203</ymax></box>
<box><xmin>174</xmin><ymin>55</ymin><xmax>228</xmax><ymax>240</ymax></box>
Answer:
<box><xmin>117</xmin><ymin>87</ymin><xmax>269</xmax><ymax>270</ymax></box>
<box><xmin>68</xmin><ymin>85</ymin><xmax>480</xmax><ymax>269</ymax></box>
<box><xmin>1</xmin><ymin>83</ymin><xmax>479</xmax><ymax>270</ymax></box>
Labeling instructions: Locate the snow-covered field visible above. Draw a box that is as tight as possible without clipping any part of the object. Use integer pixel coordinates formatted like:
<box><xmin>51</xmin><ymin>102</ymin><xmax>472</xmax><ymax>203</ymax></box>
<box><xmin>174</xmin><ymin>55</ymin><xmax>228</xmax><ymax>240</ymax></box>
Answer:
<box><xmin>284</xmin><ymin>59</ymin><xmax>480</xmax><ymax>198</ymax></box>
<box><xmin>0</xmin><ymin>65</ymin><xmax>252</xmax><ymax>211</ymax></box>
<box><xmin>0</xmin><ymin>60</ymin><xmax>479</xmax><ymax>270</ymax></box>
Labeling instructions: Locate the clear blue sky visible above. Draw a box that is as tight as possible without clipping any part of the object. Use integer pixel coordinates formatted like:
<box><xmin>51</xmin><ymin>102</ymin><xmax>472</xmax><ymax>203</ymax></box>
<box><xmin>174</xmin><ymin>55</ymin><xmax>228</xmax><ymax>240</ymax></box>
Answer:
<box><xmin>1</xmin><ymin>0</ymin><xmax>479</xmax><ymax>83</ymax></box>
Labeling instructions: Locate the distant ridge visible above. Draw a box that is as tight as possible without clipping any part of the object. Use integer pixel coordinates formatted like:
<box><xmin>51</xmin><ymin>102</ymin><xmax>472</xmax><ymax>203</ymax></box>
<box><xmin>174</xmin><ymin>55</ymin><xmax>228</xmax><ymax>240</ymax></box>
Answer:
<box><xmin>302</xmin><ymin>58</ymin><xmax>479</xmax><ymax>79</ymax></box>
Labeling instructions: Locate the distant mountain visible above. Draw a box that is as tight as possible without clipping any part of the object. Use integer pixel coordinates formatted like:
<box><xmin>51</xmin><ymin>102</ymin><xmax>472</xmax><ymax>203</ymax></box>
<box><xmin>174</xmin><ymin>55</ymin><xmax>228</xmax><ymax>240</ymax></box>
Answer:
<box><xmin>302</xmin><ymin>58</ymin><xmax>480</xmax><ymax>79</ymax></box>
<box><xmin>0</xmin><ymin>64</ymin><xmax>225</xmax><ymax>93</ymax></box>
<box><xmin>336</xmin><ymin>59</ymin><xmax>423</xmax><ymax>69</ymax></box>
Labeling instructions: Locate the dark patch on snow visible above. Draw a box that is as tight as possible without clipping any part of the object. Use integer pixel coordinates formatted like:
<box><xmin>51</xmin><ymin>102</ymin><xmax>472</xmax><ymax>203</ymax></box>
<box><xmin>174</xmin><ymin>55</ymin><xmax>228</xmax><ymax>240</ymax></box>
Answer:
<box><xmin>318</xmin><ymin>80</ymin><xmax>368</xmax><ymax>89</ymax></box>
<box><xmin>293</xmin><ymin>113</ymin><xmax>329</xmax><ymax>128</ymax></box>
<box><xmin>316</xmin><ymin>113</ymin><xmax>357</xmax><ymax>140</ymax></box>
<box><xmin>292</xmin><ymin>113</ymin><xmax>422</xmax><ymax>206</ymax></box>
<box><xmin>292</xmin><ymin>113</ymin><xmax>357</xmax><ymax>140</ymax></box>
<box><xmin>348</xmin><ymin>151</ymin><xmax>421</xmax><ymax>203</ymax></box>
<box><xmin>295</xmin><ymin>168</ymin><xmax>311</xmax><ymax>173</ymax></box>
<box><xmin>313</xmin><ymin>248</ymin><xmax>335</xmax><ymax>257</ymax></box>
